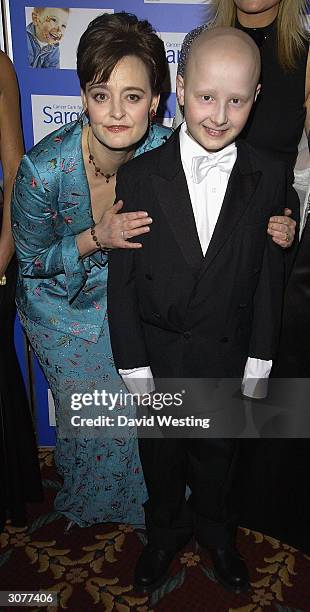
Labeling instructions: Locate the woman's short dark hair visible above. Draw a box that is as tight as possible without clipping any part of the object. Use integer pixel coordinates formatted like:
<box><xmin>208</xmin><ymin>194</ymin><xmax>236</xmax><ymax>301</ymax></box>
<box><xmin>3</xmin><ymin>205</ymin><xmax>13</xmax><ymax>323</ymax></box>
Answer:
<box><xmin>77</xmin><ymin>12</ymin><xmax>167</xmax><ymax>94</ymax></box>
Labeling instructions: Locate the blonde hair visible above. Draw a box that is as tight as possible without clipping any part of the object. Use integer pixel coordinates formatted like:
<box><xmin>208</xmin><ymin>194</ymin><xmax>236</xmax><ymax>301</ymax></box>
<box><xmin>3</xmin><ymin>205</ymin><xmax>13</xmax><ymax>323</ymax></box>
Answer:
<box><xmin>210</xmin><ymin>0</ymin><xmax>308</xmax><ymax>70</ymax></box>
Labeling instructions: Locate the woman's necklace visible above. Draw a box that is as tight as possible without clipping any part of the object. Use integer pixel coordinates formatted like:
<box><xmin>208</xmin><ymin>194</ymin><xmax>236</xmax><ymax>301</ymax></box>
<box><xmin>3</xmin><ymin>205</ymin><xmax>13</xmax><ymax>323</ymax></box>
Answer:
<box><xmin>87</xmin><ymin>127</ymin><xmax>116</xmax><ymax>183</ymax></box>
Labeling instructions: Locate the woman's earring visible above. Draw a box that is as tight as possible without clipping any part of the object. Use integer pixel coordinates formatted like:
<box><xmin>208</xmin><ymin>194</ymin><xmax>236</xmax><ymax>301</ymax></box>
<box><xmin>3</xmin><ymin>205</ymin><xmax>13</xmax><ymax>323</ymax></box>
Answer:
<box><xmin>150</xmin><ymin>109</ymin><xmax>156</xmax><ymax>122</ymax></box>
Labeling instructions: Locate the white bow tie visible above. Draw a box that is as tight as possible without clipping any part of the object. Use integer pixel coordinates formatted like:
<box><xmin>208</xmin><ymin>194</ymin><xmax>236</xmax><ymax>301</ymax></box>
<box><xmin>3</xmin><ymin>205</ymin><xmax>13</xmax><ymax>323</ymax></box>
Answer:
<box><xmin>192</xmin><ymin>148</ymin><xmax>236</xmax><ymax>184</ymax></box>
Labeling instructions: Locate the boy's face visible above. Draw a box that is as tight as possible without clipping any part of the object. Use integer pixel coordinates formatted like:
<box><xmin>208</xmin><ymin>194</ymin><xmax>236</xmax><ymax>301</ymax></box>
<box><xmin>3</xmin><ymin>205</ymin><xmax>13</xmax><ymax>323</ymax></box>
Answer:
<box><xmin>32</xmin><ymin>8</ymin><xmax>69</xmax><ymax>45</ymax></box>
<box><xmin>177</xmin><ymin>49</ymin><xmax>260</xmax><ymax>152</ymax></box>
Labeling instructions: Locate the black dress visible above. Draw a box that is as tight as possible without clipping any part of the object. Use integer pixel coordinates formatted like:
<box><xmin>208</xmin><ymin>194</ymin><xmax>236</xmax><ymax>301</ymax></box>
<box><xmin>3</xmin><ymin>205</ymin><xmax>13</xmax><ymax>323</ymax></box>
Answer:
<box><xmin>238</xmin><ymin>19</ymin><xmax>307</xmax><ymax>178</ymax></box>
<box><xmin>0</xmin><ymin>254</ymin><xmax>43</xmax><ymax>532</ymax></box>
<box><xmin>234</xmin><ymin>20</ymin><xmax>310</xmax><ymax>553</ymax></box>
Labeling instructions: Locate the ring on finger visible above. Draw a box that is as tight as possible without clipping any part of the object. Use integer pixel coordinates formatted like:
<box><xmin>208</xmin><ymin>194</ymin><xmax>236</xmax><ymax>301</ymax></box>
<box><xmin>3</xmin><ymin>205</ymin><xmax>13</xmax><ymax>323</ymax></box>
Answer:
<box><xmin>285</xmin><ymin>231</ymin><xmax>290</xmax><ymax>242</ymax></box>
<box><xmin>121</xmin><ymin>230</ymin><xmax>127</xmax><ymax>241</ymax></box>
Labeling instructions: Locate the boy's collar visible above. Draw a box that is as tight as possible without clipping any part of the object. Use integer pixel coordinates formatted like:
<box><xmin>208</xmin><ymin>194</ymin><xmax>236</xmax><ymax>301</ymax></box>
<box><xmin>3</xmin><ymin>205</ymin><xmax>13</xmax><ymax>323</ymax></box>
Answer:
<box><xmin>151</xmin><ymin>125</ymin><xmax>257</xmax><ymax>181</ymax></box>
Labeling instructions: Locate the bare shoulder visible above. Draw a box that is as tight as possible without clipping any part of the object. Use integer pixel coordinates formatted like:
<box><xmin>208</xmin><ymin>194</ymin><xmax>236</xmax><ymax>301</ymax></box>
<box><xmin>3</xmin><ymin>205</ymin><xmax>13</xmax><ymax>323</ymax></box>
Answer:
<box><xmin>0</xmin><ymin>50</ymin><xmax>14</xmax><ymax>70</ymax></box>
<box><xmin>0</xmin><ymin>51</ymin><xmax>17</xmax><ymax>90</ymax></box>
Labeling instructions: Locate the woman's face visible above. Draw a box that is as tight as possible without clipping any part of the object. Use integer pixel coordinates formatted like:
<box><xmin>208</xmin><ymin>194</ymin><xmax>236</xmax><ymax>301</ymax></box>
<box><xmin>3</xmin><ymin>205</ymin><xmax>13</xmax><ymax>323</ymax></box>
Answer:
<box><xmin>234</xmin><ymin>0</ymin><xmax>281</xmax><ymax>15</ymax></box>
<box><xmin>82</xmin><ymin>55</ymin><xmax>159</xmax><ymax>152</ymax></box>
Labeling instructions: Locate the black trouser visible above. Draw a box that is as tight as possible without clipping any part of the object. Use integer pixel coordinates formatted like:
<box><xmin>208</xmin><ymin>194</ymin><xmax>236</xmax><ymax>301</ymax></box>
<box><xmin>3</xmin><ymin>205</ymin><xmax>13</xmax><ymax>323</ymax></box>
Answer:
<box><xmin>139</xmin><ymin>436</ymin><xmax>239</xmax><ymax>550</ymax></box>
<box><xmin>0</xmin><ymin>256</ymin><xmax>43</xmax><ymax>531</ymax></box>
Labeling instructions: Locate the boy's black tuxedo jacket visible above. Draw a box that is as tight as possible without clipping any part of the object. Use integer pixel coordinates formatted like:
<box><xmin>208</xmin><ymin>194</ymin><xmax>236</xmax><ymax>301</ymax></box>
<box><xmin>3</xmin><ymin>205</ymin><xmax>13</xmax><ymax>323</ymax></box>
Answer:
<box><xmin>108</xmin><ymin>128</ymin><xmax>296</xmax><ymax>378</ymax></box>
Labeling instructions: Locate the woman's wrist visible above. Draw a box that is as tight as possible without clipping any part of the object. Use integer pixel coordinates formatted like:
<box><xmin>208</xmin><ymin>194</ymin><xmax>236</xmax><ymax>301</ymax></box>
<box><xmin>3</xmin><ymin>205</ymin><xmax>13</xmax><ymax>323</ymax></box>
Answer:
<box><xmin>90</xmin><ymin>224</ymin><xmax>102</xmax><ymax>249</ymax></box>
<box><xmin>76</xmin><ymin>227</ymin><xmax>98</xmax><ymax>257</ymax></box>
<box><xmin>90</xmin><ymin>224</ymin><xmax>112</xmax><ymax>254</ymax></box>
<box><xmin>76</xmin><ymin>225</ymin><xmax>111</xmax><ymax>258</ymax></box>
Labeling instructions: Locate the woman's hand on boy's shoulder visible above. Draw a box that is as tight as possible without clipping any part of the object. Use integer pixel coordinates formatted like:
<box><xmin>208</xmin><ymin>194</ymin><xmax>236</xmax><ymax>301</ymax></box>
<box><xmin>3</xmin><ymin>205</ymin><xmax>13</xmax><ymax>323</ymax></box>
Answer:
<box><xmin>267</xmin><ymin>208</ymin><xmax>296</xmax><ymax>248</ymax></box>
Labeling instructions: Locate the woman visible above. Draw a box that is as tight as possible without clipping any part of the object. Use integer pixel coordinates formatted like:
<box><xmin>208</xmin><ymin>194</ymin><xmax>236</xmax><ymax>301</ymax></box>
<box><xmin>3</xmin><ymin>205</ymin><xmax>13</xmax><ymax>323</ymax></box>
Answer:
<box><xmin>0</xmin><ymin>51</ymin><xmax>42</xmax><ymax>531</ymax></box>
<box><xmin>12</xmin><ymin>12</ymin><xmax>170</xmax><ymax>527</ymax></box>
<box><xmin>176</xmin><ymin>0</ymin><xmax>310</xmax><ymax>552</ymax></box>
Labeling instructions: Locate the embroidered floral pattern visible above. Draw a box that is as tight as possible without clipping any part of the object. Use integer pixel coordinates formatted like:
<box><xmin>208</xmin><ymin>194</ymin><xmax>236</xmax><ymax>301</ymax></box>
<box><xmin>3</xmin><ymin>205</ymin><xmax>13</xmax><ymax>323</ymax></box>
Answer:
<box><xmin>13</xmin><ymin>120</ymin><xmax>171</xmax><ymax>528</ymax></box>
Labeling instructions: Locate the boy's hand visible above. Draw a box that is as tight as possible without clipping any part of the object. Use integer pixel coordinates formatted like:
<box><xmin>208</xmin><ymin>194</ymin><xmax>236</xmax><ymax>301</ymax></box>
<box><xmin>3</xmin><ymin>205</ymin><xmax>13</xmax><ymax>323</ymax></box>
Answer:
<box><xmin>267</xmin><ymin>208</ymin><xmax>296</xmax><ymax>248</ymax></box>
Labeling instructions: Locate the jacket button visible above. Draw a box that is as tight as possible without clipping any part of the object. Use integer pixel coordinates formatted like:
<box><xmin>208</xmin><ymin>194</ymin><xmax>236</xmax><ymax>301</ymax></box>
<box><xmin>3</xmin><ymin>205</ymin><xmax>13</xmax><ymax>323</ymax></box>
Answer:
<box><xmin>145</xmin><ymin>273</ymin><xmax>153</xmax><ymax>280</ymax></box>
<box><xmin>183</xmin><ymin>331</ymin><xmax>192</xmax><ymax>339</ymax></box>
<box><xmin>220</xmin><ymin>337</ymin><xmax>228</xmax><ymax>343</ymax></box>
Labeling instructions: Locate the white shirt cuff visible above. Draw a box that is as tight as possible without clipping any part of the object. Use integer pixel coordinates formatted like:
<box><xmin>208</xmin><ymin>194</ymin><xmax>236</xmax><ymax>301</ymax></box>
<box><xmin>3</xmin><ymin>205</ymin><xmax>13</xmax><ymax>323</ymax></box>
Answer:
<box><xmin>241</xmin><ymin>357</ymin><xmax>272</xmax><ymax>399</ymax></box>
<box><xmin>119</xmin><ymin>366</ymin><xmax>155</xmax><ymax>396</ymax></box>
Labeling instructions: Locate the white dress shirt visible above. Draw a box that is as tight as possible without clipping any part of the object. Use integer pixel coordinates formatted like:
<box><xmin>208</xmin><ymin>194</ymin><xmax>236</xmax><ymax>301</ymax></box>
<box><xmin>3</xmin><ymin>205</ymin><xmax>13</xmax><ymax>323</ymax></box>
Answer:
<box><xmin>120</xmin><ymin>123</ymin><xmax>272</xmax><ymax>398</ymax></box>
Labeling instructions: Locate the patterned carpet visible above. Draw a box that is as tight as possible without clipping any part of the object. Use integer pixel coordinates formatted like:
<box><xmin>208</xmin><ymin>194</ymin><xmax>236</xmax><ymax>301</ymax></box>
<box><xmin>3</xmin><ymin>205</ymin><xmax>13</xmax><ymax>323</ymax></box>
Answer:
<box><xmin>0</xmin><ymin>449</ymin><xmax>309</xmax><ymax>612</ymax></box>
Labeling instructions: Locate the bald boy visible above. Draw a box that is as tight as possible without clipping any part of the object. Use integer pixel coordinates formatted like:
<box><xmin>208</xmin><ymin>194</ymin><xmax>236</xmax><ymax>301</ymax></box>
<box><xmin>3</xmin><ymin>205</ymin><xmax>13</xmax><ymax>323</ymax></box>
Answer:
<box><xmin>108</xmin><ymin>27</ymin><xmax>294</xmax><ymax>594</ymax></box>
<box><xmin>177</xmin><ymin>28</ymin><xmax>261</xmax><ymax>155</ymax></box>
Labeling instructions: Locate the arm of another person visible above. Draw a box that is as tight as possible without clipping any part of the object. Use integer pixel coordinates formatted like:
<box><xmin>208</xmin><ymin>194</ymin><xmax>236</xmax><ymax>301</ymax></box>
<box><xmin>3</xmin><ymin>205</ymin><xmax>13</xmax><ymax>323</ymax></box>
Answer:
<box><xmin>0</xmin><ymin>52</ymin><xmax>24</xmax><ymax>277</ymax></box>
<box><xmin>267</xmin><ymin>46</ymin><xmax>309</xmax><ymax>248</ymax></box>
<box><xmin>268</xmin><ymin>169</ymin><xmax>300</xmax><ymax>280</ymax></box>
<box><xmin>267</xmin><ymin>178</ymin><xmax>299</xmax><ymax>249</ymax></box>
<box><xmin>265</xmin><ymin>49</ymin><xmax>310</xmax><ymax>251</ymax></box>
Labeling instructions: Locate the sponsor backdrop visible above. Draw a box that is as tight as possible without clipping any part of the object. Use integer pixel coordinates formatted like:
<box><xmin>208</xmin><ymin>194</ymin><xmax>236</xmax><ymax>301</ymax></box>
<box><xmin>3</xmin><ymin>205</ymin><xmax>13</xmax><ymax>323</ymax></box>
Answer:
<box><xmin>3</xmin><ymin>0</ymin><xmax>209</xmax><ymax>444</ymax></box>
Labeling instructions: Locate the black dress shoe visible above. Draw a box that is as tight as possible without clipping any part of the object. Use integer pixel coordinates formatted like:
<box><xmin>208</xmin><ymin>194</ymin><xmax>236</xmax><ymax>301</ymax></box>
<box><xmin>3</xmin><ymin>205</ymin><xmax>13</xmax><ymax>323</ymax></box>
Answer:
<box><xmin>207</xmin><ymin>545</ymin><xmax>250</xmax><ymax>593</ymax></box>
<box><xmin>134</xmin><ymin>545</ymin><xmax>177</xmax><ymax>593</ymax></box>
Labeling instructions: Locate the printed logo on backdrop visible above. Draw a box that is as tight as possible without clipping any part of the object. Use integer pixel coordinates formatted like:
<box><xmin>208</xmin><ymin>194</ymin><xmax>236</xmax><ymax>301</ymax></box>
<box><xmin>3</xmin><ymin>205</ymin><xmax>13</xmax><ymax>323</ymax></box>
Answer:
<box><xmin>31</xmin><ymin>95</ymin><xmax>82</xmax><ymax>143</ymax></box>
<box><xmin>25</xmin><ymin>7</ymin><xmax>113</xmax><ymax>69</ymax></box>
<box><xmin>160</xmin><ymin>32</ymin><xmax>186</xmax><ymax>93</ymax></box>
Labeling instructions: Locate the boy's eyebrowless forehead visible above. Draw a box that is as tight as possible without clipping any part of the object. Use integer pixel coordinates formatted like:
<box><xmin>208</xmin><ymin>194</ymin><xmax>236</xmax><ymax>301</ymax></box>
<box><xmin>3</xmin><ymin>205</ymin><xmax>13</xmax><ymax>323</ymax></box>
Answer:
<box><xmin>185</xmin><ymin>26</ymin><xmax>261</xmax><ymax>82</ymax></box>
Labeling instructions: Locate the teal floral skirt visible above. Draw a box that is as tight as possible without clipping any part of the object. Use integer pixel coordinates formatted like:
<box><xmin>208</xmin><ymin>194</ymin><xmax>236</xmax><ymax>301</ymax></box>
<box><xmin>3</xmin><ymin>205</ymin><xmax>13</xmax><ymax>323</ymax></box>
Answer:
<box><xmin>19</xmin><ymin>311</ymin><xmax>146</xmax><ymax>527</ymax></box>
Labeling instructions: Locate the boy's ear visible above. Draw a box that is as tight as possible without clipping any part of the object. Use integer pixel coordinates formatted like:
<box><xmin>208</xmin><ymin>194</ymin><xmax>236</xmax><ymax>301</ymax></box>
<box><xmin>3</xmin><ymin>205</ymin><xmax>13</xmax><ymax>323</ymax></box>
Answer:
<box><xmin>254</xmin><ymin>83</ymin><xmax>261</xmax><ymax>102</ymax></box>
<box><xmin>176</xmin><ymin>74</ymin><xmax>185</xmax><ymax>107</ymax></box>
